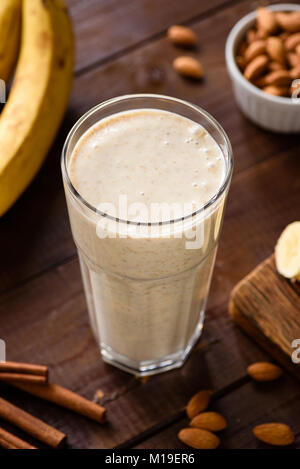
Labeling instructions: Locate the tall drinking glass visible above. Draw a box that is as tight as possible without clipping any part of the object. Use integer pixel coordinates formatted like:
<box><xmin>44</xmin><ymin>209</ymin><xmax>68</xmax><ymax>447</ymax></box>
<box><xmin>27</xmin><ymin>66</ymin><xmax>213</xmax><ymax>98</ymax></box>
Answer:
<box><xmin>61</xmin><ymin>94</ymin><xmax>233</xmax><ymax>376</ymax></box>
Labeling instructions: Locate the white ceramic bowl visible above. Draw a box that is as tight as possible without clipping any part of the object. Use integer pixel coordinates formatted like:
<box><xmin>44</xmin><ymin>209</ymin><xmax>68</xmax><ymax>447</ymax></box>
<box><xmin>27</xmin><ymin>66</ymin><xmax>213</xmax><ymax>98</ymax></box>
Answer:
<box><xmin>225</xmin><ymin>3</ymin><xmax>300</xmax><ymax>133</ymax></box>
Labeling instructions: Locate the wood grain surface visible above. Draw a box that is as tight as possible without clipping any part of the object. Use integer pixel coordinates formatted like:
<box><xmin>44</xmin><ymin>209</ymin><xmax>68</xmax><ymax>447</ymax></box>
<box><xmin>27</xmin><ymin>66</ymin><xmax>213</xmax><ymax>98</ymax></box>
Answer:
<box><xmin>66</xmin><ymin>0</ymin><xmax>237</xmax><ymax>73</ymax></box>
<box><xmin>0</xmin><ymin>0</ymin><xmax>299</xmax><ymax>449</ymax></box>
<box><xmin>230</xmin><ymin>255</ymin><xmax>300</xmax><ymax>379</ymax></box>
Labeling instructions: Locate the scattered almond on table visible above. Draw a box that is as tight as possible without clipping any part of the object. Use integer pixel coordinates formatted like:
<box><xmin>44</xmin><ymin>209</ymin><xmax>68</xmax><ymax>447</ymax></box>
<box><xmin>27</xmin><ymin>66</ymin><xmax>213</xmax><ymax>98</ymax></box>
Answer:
<box><xmin>167</xmin><ymin>25</ymin><xmax>197</xmax><ymax>47</ymax></box>
<box><xmin>178</xmin><ymin>427</ymin><xmax>220</xmax><ymax>449</ymax></box>
<box><xmin>247</xmin><ymin>362</ymin><xmax>283</xmax><ymax>382</ymax></box>
<box><xmin>167</xmin><ymin>24</ymin><xmax>204</xmax><ymax>80</ymax></box>
<box><xmin>235</xmin><ymin>7</ymin><xmax>300</xmax><ymax>97</ymax></box>
<box><xmin>178</xmin><ymin>360</ymin><xmax>294</xmax><ymax>449</ymax></box>
<box><xmin>186</xmin><ymin>390</ymin><xmax>212</xmax><ymax>419</ymax></box>
<box><xmin>179</xmin><ymin>390</ymin><xmax>226</xmax><ymax>449</ymax></box>
<box><xmin>190</xmin><ymin>412</ymin><xmax>227</xmax><ymax>432</ymax></box>
<box><xmin>173</xmin><ymin>56</ymin><xmax>203</xmax><ymax>79</ymax></box>
<box><xmin>253</xmin><ymin>423</ymin><xmax>295</xmax><ymax>446</ymax></box>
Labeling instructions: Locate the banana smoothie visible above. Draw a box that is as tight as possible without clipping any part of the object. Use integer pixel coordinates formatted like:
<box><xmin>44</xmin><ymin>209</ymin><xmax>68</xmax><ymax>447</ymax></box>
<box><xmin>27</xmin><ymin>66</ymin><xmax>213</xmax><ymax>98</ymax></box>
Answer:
<box><xmin>62</xmin><ymin>96</ymin><xmax>232</xmax><ymax>375</ymax></box>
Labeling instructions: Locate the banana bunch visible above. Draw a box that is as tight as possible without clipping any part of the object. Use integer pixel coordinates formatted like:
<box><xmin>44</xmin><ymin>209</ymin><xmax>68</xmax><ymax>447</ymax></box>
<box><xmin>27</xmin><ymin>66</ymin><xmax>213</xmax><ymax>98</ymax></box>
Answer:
<box><xmin>0</xmin><ymin>0</ymin><xmax>21</xmax><ymax>83</ymax></box>
<box><xmin>275</xmin><ymin>222</ymin><xmax>300</xmax><ymax>282</ymax></box>
<box><xmin>0</xmin><ymin>0</ymin><xmax>74</xmax><ymax>216</ymax></box>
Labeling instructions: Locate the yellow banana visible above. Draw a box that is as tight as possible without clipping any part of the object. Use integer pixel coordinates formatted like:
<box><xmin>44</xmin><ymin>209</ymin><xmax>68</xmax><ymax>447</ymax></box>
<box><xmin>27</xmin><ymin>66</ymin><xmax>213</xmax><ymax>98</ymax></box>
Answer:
<box><xmin>0</xmin><ymin>0</ymin><xmax>74</xmax><ymax>216</ymax></box>
<box><xmin>0</xmin><ymin>0</ymin><xmax>21</xmax><ymax>84</ymax></box>
<box><xmin>275</xmin><ymin>221</ymin><xmax>300</xmax><ymax>281</ymax></box>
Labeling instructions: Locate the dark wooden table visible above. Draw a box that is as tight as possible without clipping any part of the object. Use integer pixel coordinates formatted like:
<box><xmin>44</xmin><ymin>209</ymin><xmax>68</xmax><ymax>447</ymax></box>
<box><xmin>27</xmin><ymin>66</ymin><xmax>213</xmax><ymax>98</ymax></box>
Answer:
<box><xmin>0</xmin><ymin>0</ymin><xmax>299</xmax><ymax>449</ymax></box>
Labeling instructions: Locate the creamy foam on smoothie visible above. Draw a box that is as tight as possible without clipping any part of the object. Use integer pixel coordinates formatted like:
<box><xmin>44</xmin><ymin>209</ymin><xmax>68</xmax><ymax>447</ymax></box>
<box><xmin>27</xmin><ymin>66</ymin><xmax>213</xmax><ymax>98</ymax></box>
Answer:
<box><xmin>69</xmin><ymin>109</ymin><xmax>225</xmax><ymax>222</ymax></box>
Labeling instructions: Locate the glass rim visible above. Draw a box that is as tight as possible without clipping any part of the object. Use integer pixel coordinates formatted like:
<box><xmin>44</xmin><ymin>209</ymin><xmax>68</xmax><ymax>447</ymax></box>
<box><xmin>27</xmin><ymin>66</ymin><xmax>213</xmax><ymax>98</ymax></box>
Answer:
<box><xmin>61</xmin><ymin>93</ymin><xmax>234</xmax><ymax>226</ymax></box>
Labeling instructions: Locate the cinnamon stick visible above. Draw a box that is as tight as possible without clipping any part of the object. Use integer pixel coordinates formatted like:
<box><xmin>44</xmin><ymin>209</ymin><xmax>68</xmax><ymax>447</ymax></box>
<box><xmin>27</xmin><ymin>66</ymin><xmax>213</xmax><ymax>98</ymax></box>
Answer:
<box><xmin>0</xmin><ymin>361</ymin><xmax>48</xmax><ymax>378</ymax></box>
<box><xmin>0</xmin><ymin>373</ymin><xmax>47</xmax><ymax>385</ymax></box>
<box><xmin>0</xmin><ymin>427</ymin><xmax>37</xmax><ymax>449</ymax></box>
<box><xmin>8</xmin><ymin>381</ymin><xmax>106</xmax><ymax>423</ymax></box>
<box><xmin>0</xmin><ymin>436</ymin><xmax>16</xmax><ymax>449</ymax></box>
<box><xmin>0</xmin><ymin>397</ymin><xmax>66</xmax><ymax>448</ymax></box>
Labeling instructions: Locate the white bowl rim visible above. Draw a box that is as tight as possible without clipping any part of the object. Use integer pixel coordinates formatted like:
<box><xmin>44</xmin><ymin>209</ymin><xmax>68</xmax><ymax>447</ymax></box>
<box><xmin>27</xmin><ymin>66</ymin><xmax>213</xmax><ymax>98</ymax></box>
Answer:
<box><xmin>225</xmin><ymin>3</ymin><xmax>300</xmax><ymax>106</ymax></box>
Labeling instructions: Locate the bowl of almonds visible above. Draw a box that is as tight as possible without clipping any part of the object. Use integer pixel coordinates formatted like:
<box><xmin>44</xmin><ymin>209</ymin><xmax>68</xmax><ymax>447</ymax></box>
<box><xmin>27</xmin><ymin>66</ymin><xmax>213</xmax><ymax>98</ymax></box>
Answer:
<box><xmin>225</xmin><ymin>4</ymin><xmax>300</xmax><ymax>133</ymax></box>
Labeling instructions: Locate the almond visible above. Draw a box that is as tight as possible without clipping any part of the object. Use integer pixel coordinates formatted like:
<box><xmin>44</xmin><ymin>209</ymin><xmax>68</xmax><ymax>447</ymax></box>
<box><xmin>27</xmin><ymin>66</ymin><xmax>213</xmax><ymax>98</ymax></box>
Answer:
<box><xmin>236</xmin><ymin>55</ymin><xmax>246</xmax><ymax>70</ymax></box>
<box><xmin>253</xmin><ymin>423</ymin><xmax>294</xmax><ymax>446</ymax></box>
<box><xmin>244</xmin><ymin>54</ymin><xmax>269</xmax><ymax>81</ymax></box>
<box><xmin>186</xmin><ymin>390</ymin><xmax>212</xmax><ymax>419</ymax></box>
<box><xmin>167</xmin><ymin>25</ymin><xmax>197</xmax><ymax>47</ymax></box>
<box><xmin>285</xmin><ymin>32</ymin><xmax>300</xmax><ymax>51</ymax></box>
<box><xmin>269</xmin><ymin>61</ymin><xmax>285</xmax><ymax>72</ymax></box>
<box><xmin>173</xmin><ymin>56</ymin><xmax>203</xmax><ymax>79</ymax></box>
<box><xmin>266</xmin><ymin>36</ymin><xmax>285</xmax><ymax>64</ymax></box>
<box><xmin>290</xmin><ymin>64</ymin><xmax>300</xmax><ymax>79</ymax></box>
<box><xmin>244</xmin><ymin>40</ymin><xmax>266</xmax><ymax>63</ymax></box>
<box><xmin>190</xmin><ymin>412</ymin><xmax>227</xmax><ymax>432</ymax></box>
<box><xmin>254</xmin><ymin>76</ymin><xmax>267</xmax><ymax>88</ymax></box>
<box><xmin>280</xmin><ymin>32</ymin><xmax>290</xmax><ymax>41</ymax></box>
<box><xmin>257</xmin><ymin>7</ymin><xmax>278</xmax><ymax>35</ymax></box>
<box><xmin>237</xmin><ymin>40</ymin><xmax>247</xmax><ymax>56</ymax></box>
<box><xmin>263</xmin><ymin>70</ymin><xmax>292</xmax><ymax>86</ymax></box>
<box><xmin>296</xmin><ymin>44</ymin><xmax>300</xmax><ymax>56</ymax></box>
<box><xmin>247</xmin><ymin>28</ymin><xmax>259</xmax><ymax>44</ymax></box>
<box><xmin>276</xmin><ymin>12</ymin><xmax>300</xmax><ymax>33</ymax></box>
<box><xmin>247</xmin><ymin>362</ymin><xmax>283</xmax><ymax>381</ymax></box>
<box><xmin>287</xmin><ymin>51</ymin><xmax>300</xmax><ymax>68</ymax></box>
<box><xmin>257</xmin><ymin>29</ymin><xmax>268</xmax><ymax>39</ymax></box>
<box><xmin>178</xmin><ymin>428</ymin><xmax>220</xmax><ymax>449</ymax></box>
<box><xmin>263</xmin><ymin>85</ymin><xmax>289</xmax><ymax>97</ymax></box>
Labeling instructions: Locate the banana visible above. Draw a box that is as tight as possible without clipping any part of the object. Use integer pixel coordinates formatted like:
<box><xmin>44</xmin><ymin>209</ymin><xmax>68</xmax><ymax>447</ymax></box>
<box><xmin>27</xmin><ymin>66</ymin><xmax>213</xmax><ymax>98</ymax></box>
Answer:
<box><xmin>0</xmin><ymin>0</ymin><xmax>21</xmax><ymax>84</ymax></box>
<box><xmin>0</xmin><ymin>0</ymin><xmax>74</xmax><ymax>216</ymax></box>
<box><xmin>275</xmin><ymin>221</ymin><xmax>300</xmax><ymax>281</ymax></box>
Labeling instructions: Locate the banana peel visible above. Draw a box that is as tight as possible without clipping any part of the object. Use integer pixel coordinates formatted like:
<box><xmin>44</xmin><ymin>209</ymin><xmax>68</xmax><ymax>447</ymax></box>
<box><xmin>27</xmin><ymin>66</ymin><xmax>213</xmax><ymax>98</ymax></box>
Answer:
<box><xmin>0</xmin><ymin>0</ymin><xmax>74</xmax><ymax>216</ymax></box>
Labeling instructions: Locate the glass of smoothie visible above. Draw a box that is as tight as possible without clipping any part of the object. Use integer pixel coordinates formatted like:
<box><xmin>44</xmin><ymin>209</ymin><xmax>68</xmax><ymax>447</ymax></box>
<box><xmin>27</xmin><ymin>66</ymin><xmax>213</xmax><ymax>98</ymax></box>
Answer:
<box><xmin>61</xmin><ymin>94</ymin><xmax>233</xmax><ymax>376</ymax></box>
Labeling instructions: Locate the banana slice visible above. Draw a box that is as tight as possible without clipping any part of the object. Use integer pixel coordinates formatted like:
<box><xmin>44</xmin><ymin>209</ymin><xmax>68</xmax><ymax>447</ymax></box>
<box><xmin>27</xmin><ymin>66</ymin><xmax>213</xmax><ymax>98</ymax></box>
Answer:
<box><xmin>275</xmin><ymin>222</ymin><xmax>300</xmax><ymax>280</ymax></box>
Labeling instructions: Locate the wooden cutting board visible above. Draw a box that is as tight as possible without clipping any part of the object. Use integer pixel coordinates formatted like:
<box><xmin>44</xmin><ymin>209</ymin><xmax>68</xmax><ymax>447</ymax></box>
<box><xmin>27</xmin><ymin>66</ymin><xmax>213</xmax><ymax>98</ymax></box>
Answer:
<box><xmin>229</xmin><ymin>255</ymin><xmax>300</xmax><ymax>380</ymax></box>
